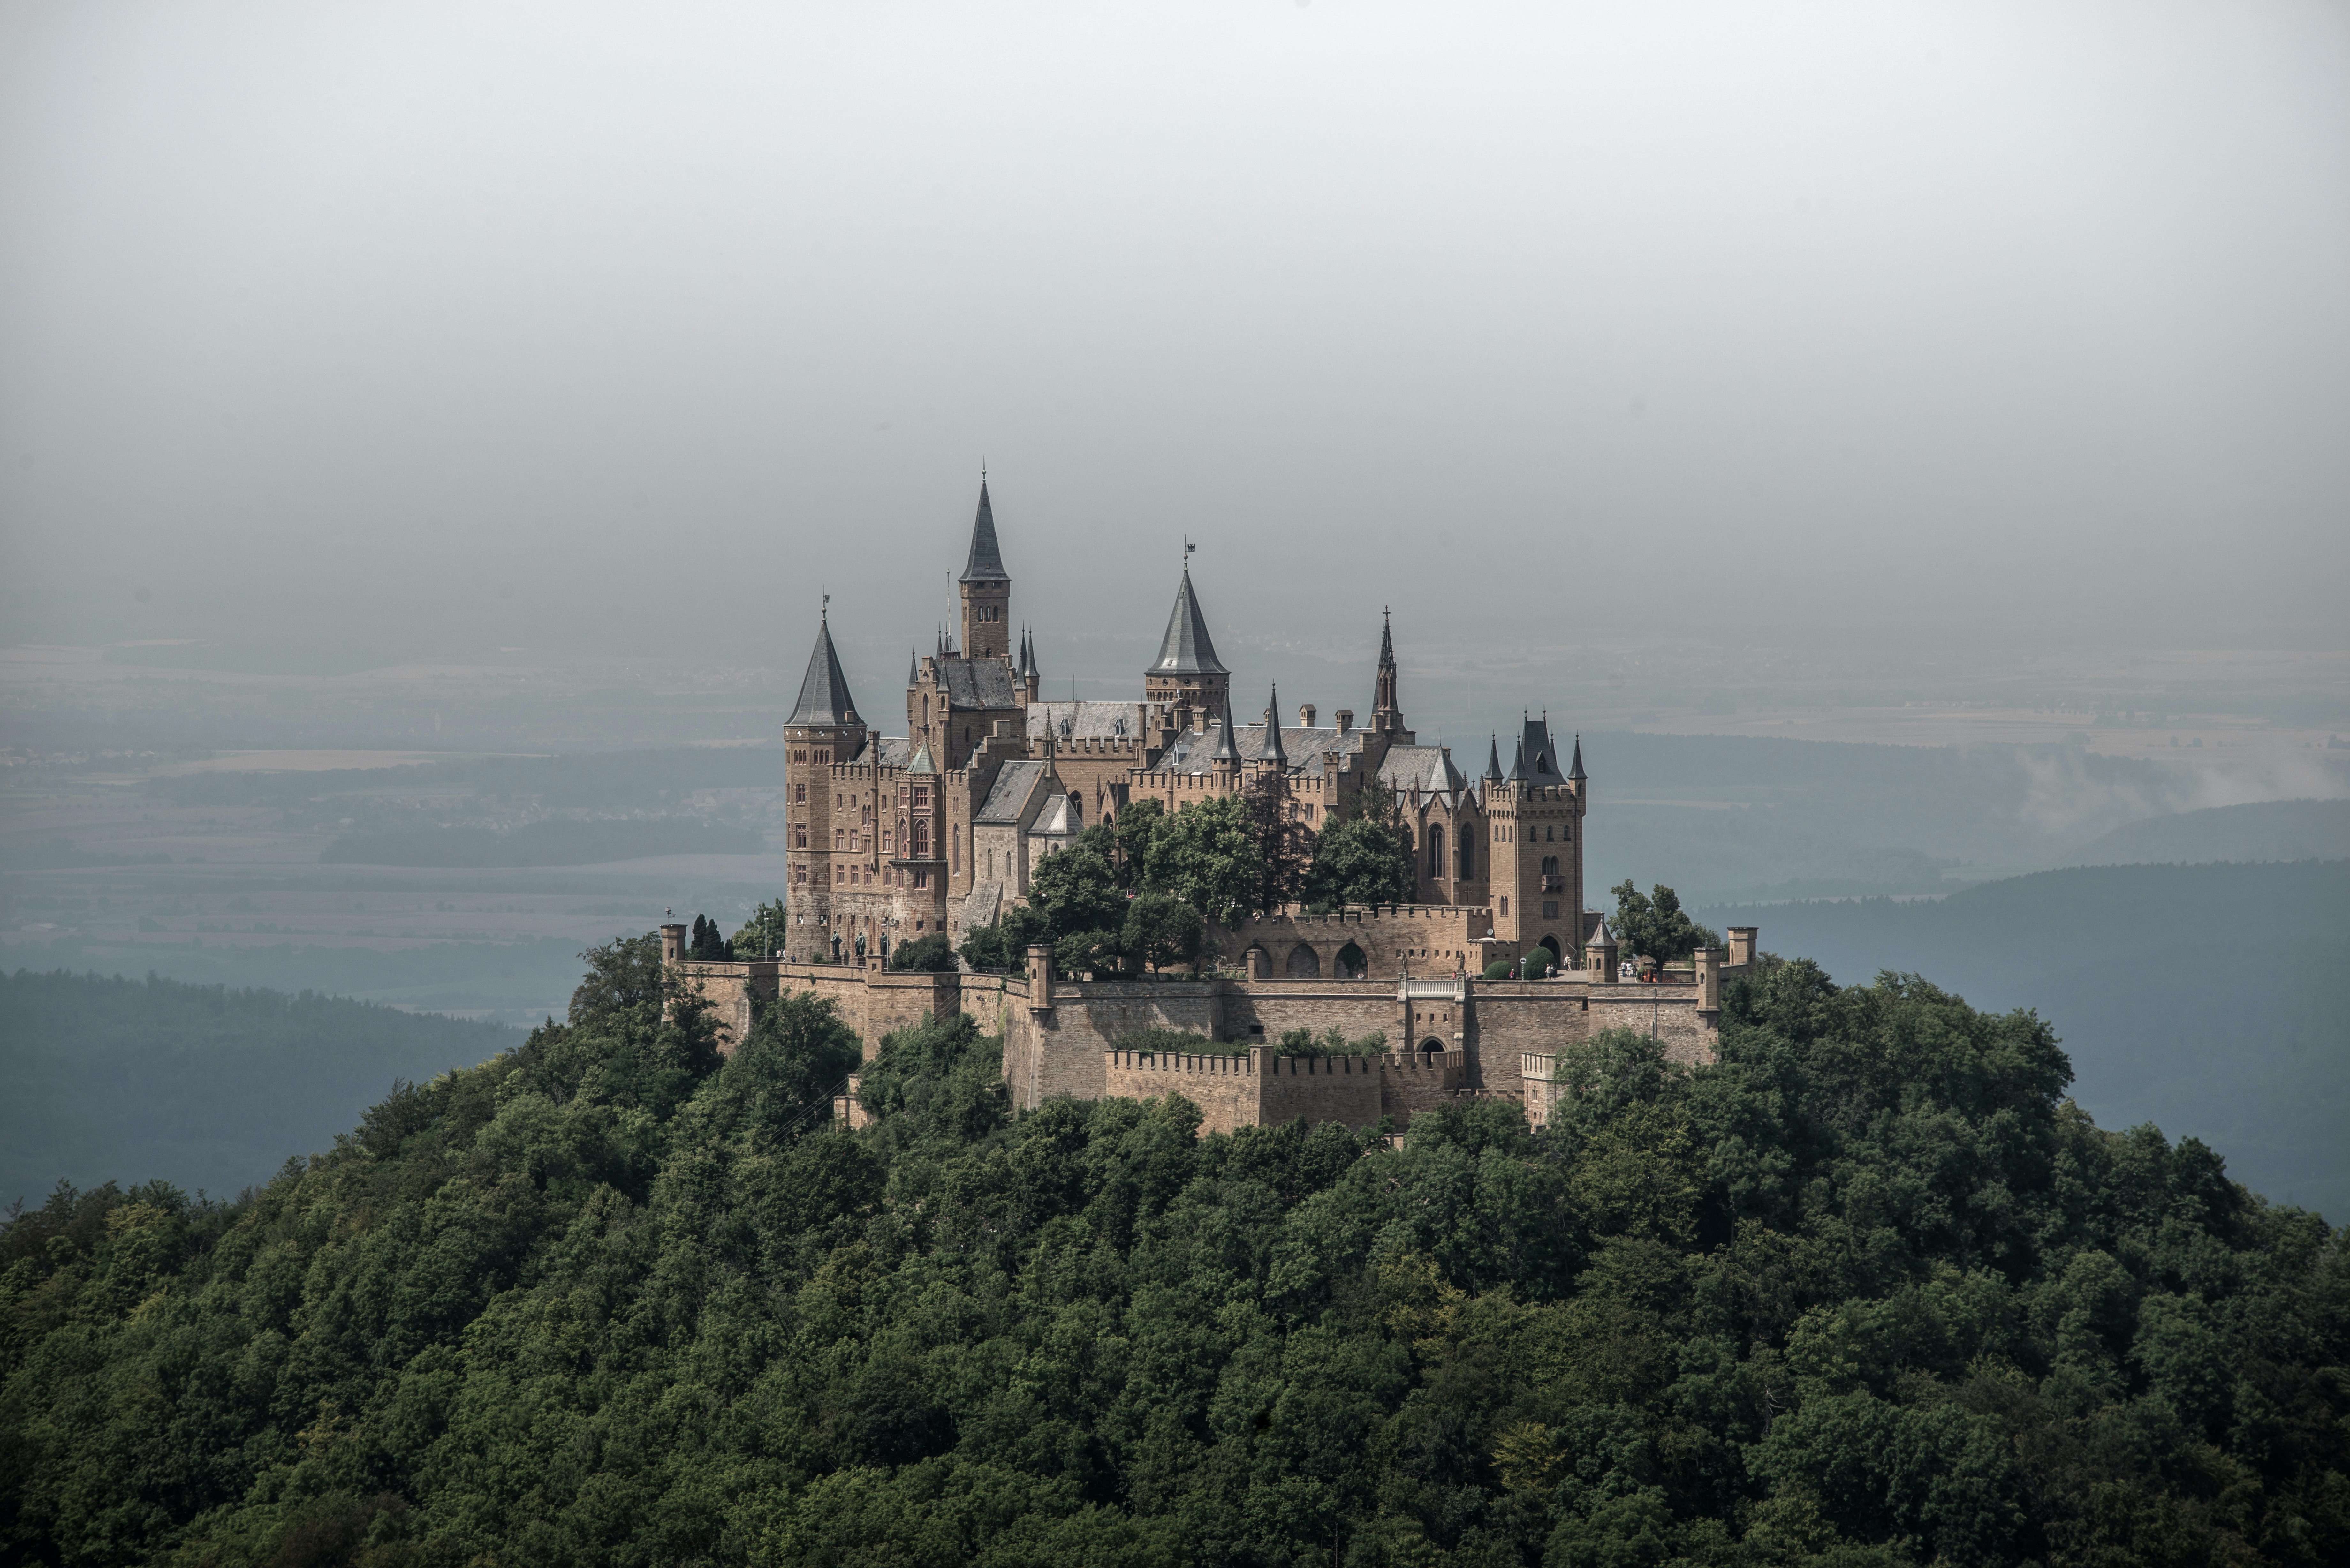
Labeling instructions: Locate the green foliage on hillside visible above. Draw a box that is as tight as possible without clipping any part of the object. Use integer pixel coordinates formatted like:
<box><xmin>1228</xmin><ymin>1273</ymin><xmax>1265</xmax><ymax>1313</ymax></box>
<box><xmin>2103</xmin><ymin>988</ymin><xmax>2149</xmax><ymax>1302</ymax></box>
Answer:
<box><xmin>6</xmin><ymin>949</ymin><xmax>2343</xmax><ymax>1567</ymax></box>
<box><xmin>1611</xmin><ymin>881</ymin><xmax>1722</xmax><ymax>965</ymax></box>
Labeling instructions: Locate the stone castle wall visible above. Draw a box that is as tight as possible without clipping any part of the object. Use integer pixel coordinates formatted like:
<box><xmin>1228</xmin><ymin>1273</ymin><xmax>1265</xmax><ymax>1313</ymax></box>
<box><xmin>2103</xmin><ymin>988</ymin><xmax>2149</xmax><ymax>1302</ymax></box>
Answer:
<box><xmin>663</xmin><ymin>942</ymin><xmax>1749</xmax><ymax>1131</ymax></box>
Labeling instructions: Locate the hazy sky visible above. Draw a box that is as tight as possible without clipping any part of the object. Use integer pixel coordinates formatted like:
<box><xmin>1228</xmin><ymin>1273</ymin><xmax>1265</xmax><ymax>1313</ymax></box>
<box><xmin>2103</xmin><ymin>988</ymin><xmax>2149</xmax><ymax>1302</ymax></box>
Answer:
<box><xmin>4</xmin><ymin>1</ymin><xmax>2346</xmax><ymax>676</ymax></box>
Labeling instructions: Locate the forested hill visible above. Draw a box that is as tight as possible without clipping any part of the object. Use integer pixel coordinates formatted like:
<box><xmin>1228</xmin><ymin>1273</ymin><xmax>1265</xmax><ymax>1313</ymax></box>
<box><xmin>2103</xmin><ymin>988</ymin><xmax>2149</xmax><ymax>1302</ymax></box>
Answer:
<box><xmin>3</xmin><ymin>942</ymin><xmax>2343</xmax><ymax>1568</ymax></box>
<box><xmin>0</xmin><ymin>971</ymin><xmax>524</xmax><ymax>1204</ymax></box>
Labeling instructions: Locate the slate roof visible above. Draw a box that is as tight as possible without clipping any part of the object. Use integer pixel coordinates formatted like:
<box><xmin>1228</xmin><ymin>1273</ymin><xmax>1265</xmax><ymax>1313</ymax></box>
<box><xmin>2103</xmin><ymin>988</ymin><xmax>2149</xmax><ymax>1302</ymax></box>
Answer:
<box><xmin>1258</xmin><ymin>689</ymin><xmax>1288</xmax><ymax>764</ymax></box>
<box><xmin>1587</xmin><ymin>916</ymin><xmax>1616</xmax><ymax>948</ymax></box>
<box><xmin>975</xmin><ymin>760</ymin><xmax>1049</xmax><ymax>824</ymax></box>
<box><xmin>1150</xmin><ymin>568</ymin><xmax>1227</xmax><ymax>676</ymax></box>
<box><xmin>962</xmin><ymin>881</ymin><xmax>1003</xmax><ymax>931</ymax></box>
<box><xmin>1026</xmin><ymin>701</ymin><xmax>1146</xmax><ymax>741</ymax></box>
<box><xmin>859</xmin><ymin>736</ymin><xmax>914</xmax><ymax>768</ymax></box>
<box><xmin>1148</xmin><ymin>720</ymin><xmax>1361</xmax><ymax>777</ymax></box>
<box><xmin>1517</xmin><ymin>718</ymin><xmax>1569</xmax><ymax>786</ymax></box>
<box><xmin>1379</xmin><ymin>745</ymin><xmax>1467</xmax><ymax>796</ymax></box>
<box><xmin>959</xmin><ymin>480</ymin><xmax>1009</xmax><ymax>583</ymax></box>
<box><xmin>785</xmin><ymin>618</ymin><xmax>860</xmax><ymax>728</ymax></box>
<box><xmin>1484</xmin><ymin>735</ymin><xmax>1504</xmax><ymax>781</ymax></box>
<box><xmin>941</xmin><ymin>657</ymin><xmax>1022</xmax><ymax>711</ymax></box>
<box><xmin>1567</xmin><ymin>734</ymin><xmax>1587</xmax><ymax>782</ymax></box>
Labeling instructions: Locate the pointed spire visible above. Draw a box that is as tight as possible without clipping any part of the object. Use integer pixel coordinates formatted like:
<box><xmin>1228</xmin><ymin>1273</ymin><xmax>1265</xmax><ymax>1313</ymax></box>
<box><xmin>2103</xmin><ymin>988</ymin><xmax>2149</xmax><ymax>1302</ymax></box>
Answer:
<box><xmin>959</xmin><ymin>476</ymin><xmax>1010</xmax><ymax>583</ymax></box>
<box><xmin>1568</xmin><ymin>733</ymin><xmax>1587</xmax><ymax>782</ymax></box>
<box><xmin>1260</xmin><ymin>687</ymin><xmax>1288</xmax><ymax>765</ymax></box>
<box><xmin>1151</xmin><ymin>566</ymin><xmax>1228</xmax><ymax>675</ymax></box>
<box><xmin>906</xmin><ymin>648</ymin><xmax>919</xmax><ymax>687</ymax></box>
<box><xmin>1208</xmin><ymin>697</ymin><xmax>1242</xmax><ymax>763</ymax></box>
<box><xmin>1586</xmin><ymin>916</ymin><xmax>1616</xmax><ymax>950</ymax></box>
<box><xmin>1484</xmin><ymin>734</ymin><xmax>1503</xmax><ymax>781</ymax></box>
<box><xmin>785</xmin><ymin>614</ymin><xmax>860</xmax><ymax>728</ymax></box>
<box><xmin>1507</xmin><ymin>739</ymin><xmax>1527</xmax><ymax>781</ymax></box>
<box><xmin>1379</xmin><ymin>606</ymin><xmax>1396</xmax><ymax>669</ymax></box>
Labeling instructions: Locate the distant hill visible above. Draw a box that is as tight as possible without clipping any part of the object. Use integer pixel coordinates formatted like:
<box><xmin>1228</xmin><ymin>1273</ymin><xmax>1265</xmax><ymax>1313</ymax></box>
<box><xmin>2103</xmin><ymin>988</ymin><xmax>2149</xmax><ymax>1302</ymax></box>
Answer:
<box><xmin>0</xmin><ymin>971</ymin><xmax>525</xmax><ymax>1203</ymax></box>
<box><xmin>1699</xmin><ymin>858</ymin><xmax>2350</xmax><ymax>1217</ymax></box>
<box><xmin>2062</xmin><ymin>797</ymin><xmax>2350</xmax><ymax>866</ymax></box>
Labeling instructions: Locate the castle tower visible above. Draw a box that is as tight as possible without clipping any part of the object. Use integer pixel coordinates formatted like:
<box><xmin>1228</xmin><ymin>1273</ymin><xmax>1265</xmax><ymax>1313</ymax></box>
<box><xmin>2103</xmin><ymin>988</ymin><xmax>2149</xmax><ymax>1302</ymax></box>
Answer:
<box><xmin>958</xmin><ymin>476</ymin><xmax>1012</xmax><ymax>660</ymax></box>
<box><xmin>783</xmin><ymin>608</ymin><xmax>868</xmax><ymax>959</ymax></box>
<box><xmin>1482</xmin><ymin>715</ymin><xmax>1583</xmax><ymax>962</ymax></box>
<box><xmin>1145</xmin><ymin>563</ymin><xmax>1230</xmax><ymax>732</ymax></box>
<box><xmin>1208</xmin><ymin>695</ymin><xmax>1242</xmax><ymax>783</ymax></box>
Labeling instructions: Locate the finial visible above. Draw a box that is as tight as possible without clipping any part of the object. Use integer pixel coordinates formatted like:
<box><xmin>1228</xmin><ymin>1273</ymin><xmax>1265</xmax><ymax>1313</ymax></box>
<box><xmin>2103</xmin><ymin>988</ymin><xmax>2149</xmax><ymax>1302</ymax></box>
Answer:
<box><xmin>1184</xmin><ymin>535</ymin><xmax>1195</xmax><ymax>570</ymax></box>
<box><xmin>821</xmin><ymin>589</ymin><xmax>829</xmax><ymax>620</ymax></box>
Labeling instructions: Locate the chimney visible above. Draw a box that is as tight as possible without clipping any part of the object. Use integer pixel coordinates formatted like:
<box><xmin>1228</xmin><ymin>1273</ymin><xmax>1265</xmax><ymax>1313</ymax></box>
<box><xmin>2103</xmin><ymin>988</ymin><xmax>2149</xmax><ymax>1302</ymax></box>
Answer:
<box><xmin>1299</xmin><ymin>704</ymin><xmax>1316</xmax><ymax>728</ymax></box>
<box><xmin>1335</xmin><ymin>709</ymin><xmax>1354</xmax><ymax>735</ymax></box>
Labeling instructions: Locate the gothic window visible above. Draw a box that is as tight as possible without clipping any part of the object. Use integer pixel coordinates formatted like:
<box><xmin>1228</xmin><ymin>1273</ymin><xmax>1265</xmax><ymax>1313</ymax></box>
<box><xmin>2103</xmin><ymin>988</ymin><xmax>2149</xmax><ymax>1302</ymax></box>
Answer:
<box><xmin>1542</xmin><ymin>855</ymin><xmax>1558</xmax><ymax>876</ymax></box>
<box><xmin>793</xmin><ymin>825</ymin><xmax>807</xmax><ymax>848</ymax></box>
<box><xmin>1459</xmin><ymin>838</ymin><xmax>1474</xmax><ymax>878</ymax></box>
<box><xmin>912</xmin><ymin>818</ymin><xmax>931</xmax><ymax>858</ymax></box>
<box><xmin>912</xmin><ymin>784</ymin><xmax>931</xmax><ymax>809</ymax></box>
<box><xmin>794</xmin><ymin>783</ymin><xmax>805</xmax><ymax>803</ymax></box>
<box><xmin>833</xmin><ymin>828</ymin><xmax>843</xmax><ymax>848</ymax></box>
<box><xmin>1500</xmin><ymin>896</ymin><xmax>1509</xmax><ymax>916</ymax></box>
<box><xmin>1427</xmin><ymin>825</ymin><xmax>1445</xmax><ymax>878</ymax></box>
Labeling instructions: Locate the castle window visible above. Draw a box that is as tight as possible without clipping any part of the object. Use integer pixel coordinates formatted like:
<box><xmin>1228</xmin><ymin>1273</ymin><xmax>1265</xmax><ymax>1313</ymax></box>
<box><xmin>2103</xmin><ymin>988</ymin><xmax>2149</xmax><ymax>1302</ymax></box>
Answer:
<box><xmin>833</xmin><ymin>829</ymin><xmax>844</xmax><ymax>848</ymax></box>
<box><xmin>793</xmin><ymin>826</ymin><xmax>807</xmax><ymax>848</ymax></box>
<box><xmin>913</xmin><ymin>869</ymin><xmax>929</xmax><ymax>889</ymax></box>
<box><xmin>912</xmin><ymin>819</ymin><xmax>931</xmax><ymax>858</ymax></box>
<box><xmin>794</xmin><ymin>783</ymin><xmax>805</xmax><ymax>803</ymax></box>
<box><xmin>1500</xmin><ymin>897</ymin><xmax>1509</xmax><ymax>916</ymax></box>
<box><xmin>912</xmin><ymin>784</ymin><xmax>931</xmax><ymax>809</ymax></box>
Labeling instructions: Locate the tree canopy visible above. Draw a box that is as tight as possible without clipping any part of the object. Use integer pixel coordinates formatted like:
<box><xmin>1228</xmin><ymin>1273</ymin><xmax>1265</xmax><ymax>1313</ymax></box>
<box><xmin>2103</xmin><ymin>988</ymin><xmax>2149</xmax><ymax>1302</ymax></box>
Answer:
<box><xmin>3</xmin><ymin>943</ymin><xmax>2341</xmax><ymax>1567</ymax></box>
<box><xmin>1610</xmin><ymin>880</ymin><xmax>1723</xmax><ymax>965</ymax></box>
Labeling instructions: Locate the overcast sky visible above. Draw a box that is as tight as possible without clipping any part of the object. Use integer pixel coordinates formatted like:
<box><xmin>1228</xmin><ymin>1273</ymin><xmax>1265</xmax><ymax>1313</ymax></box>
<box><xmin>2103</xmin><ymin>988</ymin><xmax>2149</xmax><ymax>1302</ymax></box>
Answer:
<box><xmin>3</xmin><ymin>1</ymin><xmax>2346</xmax><ymax>679</ymax></box>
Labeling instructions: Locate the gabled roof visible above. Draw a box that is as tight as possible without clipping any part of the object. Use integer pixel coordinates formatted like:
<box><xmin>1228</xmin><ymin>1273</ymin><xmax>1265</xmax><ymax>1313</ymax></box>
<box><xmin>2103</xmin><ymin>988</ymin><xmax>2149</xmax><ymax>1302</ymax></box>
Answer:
<box><xmin>1032</xmin><ymin>790</ymin><xmax>1082</xmax><ymax>839</ymax></box>
<box><xmin>959</xmin><ymin>479</ymin><xmax>1009</xmax><ymax>583</ymax></box>
<box><xmin>785</xmin><ymin>617</ymin><xmax>860</xmax><ymax>729</ymax></box>
<box><xmin>1378</xmin><ymin>745</ymin><xmax>1466</xmax><ymax>796</ymax></box>
<box><xmin>1028</xmin><ymin>701</ymin><xmax>1145</xmax><ymax>741</ymax></box>
<box><xmin>1150</xmin><ymin>567</ymin><xmax>1227</xmax><ymax>676</ymax></box>
<box><xmin>941</xmin><ymin>658</ymin><xmax>1021</xmax><ymax>711</ymax></box>
<box><xmin>975</xmin><ymin>760</ymin><xmax>1049</xmax><ymax>824</ymax></box>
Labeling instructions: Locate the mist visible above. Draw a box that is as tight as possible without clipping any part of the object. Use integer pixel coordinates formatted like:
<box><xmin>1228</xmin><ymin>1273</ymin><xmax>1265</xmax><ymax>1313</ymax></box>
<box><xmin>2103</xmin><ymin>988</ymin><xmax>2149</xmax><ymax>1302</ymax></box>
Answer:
<box><xmin>3</xmin><ymin>0</ymin><xmax>2346</xmax><ymax>674</ymax></box>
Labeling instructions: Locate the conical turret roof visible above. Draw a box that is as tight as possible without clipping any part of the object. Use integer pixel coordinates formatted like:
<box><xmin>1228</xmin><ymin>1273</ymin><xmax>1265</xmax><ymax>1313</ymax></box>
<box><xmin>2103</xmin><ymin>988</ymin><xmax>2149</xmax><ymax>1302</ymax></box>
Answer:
<box><xmin>1507</xmin><ymin>738</ymin><xmax>1527</xmax><ymax>781</ymax></box>
<box><xmin>1208</xmin><ymin>698</ymin><xmax>1242</xmax><ymax>762</ymax></box>
<box><xmin>1151</xmin><ymin>567</ymin><xmax>1228</xmax><ymax>676</ymax></box>
<box><xmin>1260</xmin><ymin>687</ymin><xmax>1288</xmax><ymax>765</ymax></box>
<box><xmin>1586</xmin><ymin>916</ymin><xmax>1615</xmax><ymax>949</ymax></box>
<box><xmin>1483</xmin><ymin>734</ymin><xmax>1503</xmax><ymax>781</ymax></box>
<box><xmin>906</xmin><ymin>649</ymin><xmax>919</xmax><ymax>687</ymax></box>
<box><xmin>959</xmin><ymin>479</ymin><xmax>1009</xmax><ymax>583</ymax></box>
<box><xmin>786</xmin><ymin>614</ymin><xmax>860</xmax><ymax>729</ymax></box>
<box><xmin>1568</xmin><ymin>733</ymin><xmax>1587</xmax><ymax>782</ymax></box>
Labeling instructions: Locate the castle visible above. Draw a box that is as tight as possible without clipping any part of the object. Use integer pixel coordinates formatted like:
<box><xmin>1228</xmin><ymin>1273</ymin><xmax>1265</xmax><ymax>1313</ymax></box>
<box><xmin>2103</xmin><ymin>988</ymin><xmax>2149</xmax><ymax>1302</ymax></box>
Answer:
<box><xmin>663</xmin><ymin>479</ymin><xmax>1761</xmax><ymax>1133</ymax></box>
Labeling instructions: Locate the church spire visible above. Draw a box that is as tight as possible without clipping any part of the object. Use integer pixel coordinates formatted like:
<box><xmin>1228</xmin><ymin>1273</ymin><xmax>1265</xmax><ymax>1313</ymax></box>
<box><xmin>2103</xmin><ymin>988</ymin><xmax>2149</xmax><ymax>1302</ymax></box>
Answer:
<box><xmin>1372</xmin><ymin>607</ymin><xmax>1403</xmax><ymax>735</ymax></box>
<box><xmin>1260</xmin><ymin>686</ymin><xmax>1288</xmax><ymax>766</ymax></box>
<box><xmin>957</xmin><ymin>473</ymin><xmax>1012</xmax><ymax>659</ymax></box>
<box><xmin>959</xmin><ymin>476</ymin><xmax>1009</xmax><ymax>583</ymax></box>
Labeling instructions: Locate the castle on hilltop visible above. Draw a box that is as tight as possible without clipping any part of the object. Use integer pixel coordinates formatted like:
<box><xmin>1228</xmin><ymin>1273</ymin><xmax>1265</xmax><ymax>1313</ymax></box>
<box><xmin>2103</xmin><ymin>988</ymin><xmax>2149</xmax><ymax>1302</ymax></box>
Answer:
<box><xmin>781</xmin><ymin>478</ymin><xmax>1594</xmax><ymax>970</ymax></box>
<box><xmin>665</xmin><ymin>478</ymin><xmax>1760</xmax><ymax>1134</ymax></box>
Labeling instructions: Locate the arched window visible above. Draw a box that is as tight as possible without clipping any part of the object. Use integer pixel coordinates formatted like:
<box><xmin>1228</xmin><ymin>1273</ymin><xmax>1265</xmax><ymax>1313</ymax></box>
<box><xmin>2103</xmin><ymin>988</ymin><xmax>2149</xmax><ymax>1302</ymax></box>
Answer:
<box><xmin>1542</xmin><ymin>855</ymin><xmax>1558</xmax><ymax>876</ymax></box>
<box><xmin>1458</xmin><ymin>836</ymin><xmax>1474</xmax><ymax>878</ymax></box>
<box><xmin>1427</xmin><ymin>825</ymin><xmax>1445</xmax><ymax>878</ymax></box>
<box><xmin>912</xmin><ymin>818</ymin><xmax>930</xmax><ymax>857</ymax></box>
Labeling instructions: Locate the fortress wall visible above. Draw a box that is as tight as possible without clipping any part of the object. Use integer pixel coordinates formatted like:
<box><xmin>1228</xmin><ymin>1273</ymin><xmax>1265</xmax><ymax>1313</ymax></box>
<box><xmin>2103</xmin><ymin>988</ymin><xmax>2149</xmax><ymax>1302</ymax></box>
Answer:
<box><xmin>1586</xmin><ymin>986</ymin><xmax>1718</xmax><ymax>1067</ymax></box>
<box><xmin>1467</xmin><ymin>984</ymin><xmax>1595</xmax><ymax>1063</ymax></box>
<box><xmin>672</xmin><ymin>960</ymin><xmax>762</xmax><ymax>1049</ymax></box>
<box><xmin>1379</xmin><ymin>1049</ymin><xmax>1472</xmax><ymax>1123</ymax></box>
<box><xmin>1222</xmin><ymin>982</ymin><xmax>1400</xmax><ymax>1050</ymax></box>
<box><xmin>1010</xmin><ymin>981</ymin><xmax>1226</xmax><ymax>1109</ymax></box>
<box><xmin>864</xmin><ymin>971</ymin><xmax>963</xmax><ymax>1052</ymax></box>
<box><xmin>1213</xmin><ymin>904</ymin><xmax>1488</xmax><ymax>980</ymax></box>
<box><xmin>1104</xmin><ymin>1048</ymin><xmax>1264</xmax><ymax>1135</ymax></box>
<box><xmin>1260</xmin><ymin>1052</ymin><xmax>1385</xmax><ymax>1130</ymax></box>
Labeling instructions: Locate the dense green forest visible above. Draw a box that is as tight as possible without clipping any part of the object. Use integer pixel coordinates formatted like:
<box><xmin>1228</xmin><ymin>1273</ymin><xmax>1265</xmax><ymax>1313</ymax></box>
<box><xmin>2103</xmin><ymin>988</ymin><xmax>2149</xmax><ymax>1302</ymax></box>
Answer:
<box><xmin>3</xmin><ymin>940</ymin><xmax>2343</xmax><ymax>1567</ymax></box>
<box><xmin>1696</xmin><ymin>859</ymin><xmax>2350</xmax><ymax>1220</ymax></box>
<box><xmin>0</xmin><ymin>972</ymin><xmax>523</xmax><ymax>1206</ymax></box>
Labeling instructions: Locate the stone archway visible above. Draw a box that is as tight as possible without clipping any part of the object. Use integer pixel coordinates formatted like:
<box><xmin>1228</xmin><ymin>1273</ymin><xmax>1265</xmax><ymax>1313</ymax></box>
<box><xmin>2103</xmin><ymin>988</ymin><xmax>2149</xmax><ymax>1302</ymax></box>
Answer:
<box><xmin>1420</xmin><ymin>1037</ymin><xmax>1445</xmax><ymax>1056</ymax></box>
<box><xmin>1537</xmin><ymin>933</ymin><xmax>1563</xmax><ymax>964</ymax></box>
<box><xmin>1336</xmin><ymin>940</ymin><xmax>1367</xmax><ymax>979</ymax></box>
<box><xmin>1285</xmin><ymin>943</ymin><xmax>1320</xmax><ymax>978</ymax></box>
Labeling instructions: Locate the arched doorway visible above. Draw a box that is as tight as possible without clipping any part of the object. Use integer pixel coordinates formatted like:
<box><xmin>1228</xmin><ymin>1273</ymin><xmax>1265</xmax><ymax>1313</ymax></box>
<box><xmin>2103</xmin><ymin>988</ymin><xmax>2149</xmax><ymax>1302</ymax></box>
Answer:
<box><xmin>1420</xmin><ymin>1037</ymin><xmax>1445</xmax><ymax>1056</ymax></box>
<box><xmin>1536</xmin><ymin>934</ymin><xmax>1562</xmax><ymax>974</ymax></box>
<box><xmin>1336</xmin><ymin>940</ymin><xmax>1366</xmax><ymax>979</ymax></box>
<box><xmin>1285</xmin><ymin>943</ymin><xmax>1320</xmax><ymax>978</ymax></box>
